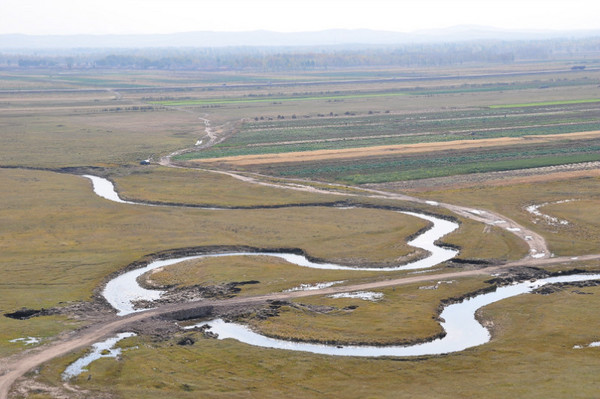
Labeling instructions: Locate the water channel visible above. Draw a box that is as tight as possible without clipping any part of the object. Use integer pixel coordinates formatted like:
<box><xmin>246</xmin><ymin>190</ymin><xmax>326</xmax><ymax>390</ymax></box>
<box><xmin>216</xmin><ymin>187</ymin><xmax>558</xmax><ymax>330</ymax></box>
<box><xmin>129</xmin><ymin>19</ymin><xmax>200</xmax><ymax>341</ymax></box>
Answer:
<box><xmin>83</xmin><ymin>175</ymin><xmax>459</xmax><ymax>314</ymax></box>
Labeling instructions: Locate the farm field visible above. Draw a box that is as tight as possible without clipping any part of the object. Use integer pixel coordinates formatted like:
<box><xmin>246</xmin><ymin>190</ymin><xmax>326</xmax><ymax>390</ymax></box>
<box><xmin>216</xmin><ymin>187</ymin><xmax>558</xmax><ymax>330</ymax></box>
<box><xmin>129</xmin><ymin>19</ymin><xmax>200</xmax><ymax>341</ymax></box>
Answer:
<box><xmin>169</xmin><ymin>68</ymin><xmax>600</xmax><ymax>184</ymax></box>
<box><xmin>1</xmin><ymin>59</ymin><xmax>600</xmax><ymax>399</ymax></box>
<box><xmin>185</xmin><ymin>131</ymin><xmax>600</xmax><ymax>184</ymax></box>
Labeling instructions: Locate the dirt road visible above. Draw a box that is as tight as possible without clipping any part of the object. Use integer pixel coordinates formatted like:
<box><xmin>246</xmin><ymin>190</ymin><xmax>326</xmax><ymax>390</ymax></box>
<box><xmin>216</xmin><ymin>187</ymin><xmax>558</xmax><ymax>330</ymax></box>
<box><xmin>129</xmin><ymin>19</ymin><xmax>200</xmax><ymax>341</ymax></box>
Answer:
<box><xmin>167</xmin><ymin>165</ymin><xmax>551</xmax><ymax>259</ymax></box>
<box><xmin>160</xmin><ymin>117</ymin><xmax>550</xmax><ymax>258</ymax></box>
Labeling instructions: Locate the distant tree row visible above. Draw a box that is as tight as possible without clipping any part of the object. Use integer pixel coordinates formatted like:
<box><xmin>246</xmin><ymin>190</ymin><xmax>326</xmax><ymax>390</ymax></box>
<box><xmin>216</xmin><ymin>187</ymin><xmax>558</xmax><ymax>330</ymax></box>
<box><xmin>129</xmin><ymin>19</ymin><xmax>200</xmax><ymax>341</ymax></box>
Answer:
<box><xmin>2</xmin><ymin>37</ymin><xmax>599</xmax><ymax>71</ymax></box>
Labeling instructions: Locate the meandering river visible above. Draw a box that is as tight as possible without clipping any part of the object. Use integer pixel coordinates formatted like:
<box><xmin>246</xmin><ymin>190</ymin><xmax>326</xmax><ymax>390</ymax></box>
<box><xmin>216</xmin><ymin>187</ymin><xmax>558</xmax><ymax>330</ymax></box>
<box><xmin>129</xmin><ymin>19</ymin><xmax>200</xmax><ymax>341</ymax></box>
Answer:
<box><xmin>192</xmin><ymin>273</ymin><xmax>600</xmax><ymax>357</ymax></box>
<box><xmin>84</xmin><ymin>175</ymin><xmax>459</xmax><ymax>314</ymax></box>
<box><xmin>84</xmin><ymin>174</ymin><xmax>600</xmax><ymax>358</ymax></box>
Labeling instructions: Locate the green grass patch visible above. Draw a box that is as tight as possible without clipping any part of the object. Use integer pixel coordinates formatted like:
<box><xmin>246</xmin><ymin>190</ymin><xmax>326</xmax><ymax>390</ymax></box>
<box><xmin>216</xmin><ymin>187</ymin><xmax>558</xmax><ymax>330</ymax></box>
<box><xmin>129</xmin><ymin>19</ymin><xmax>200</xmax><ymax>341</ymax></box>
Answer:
<box><xmin>151</xmin><ymin>91</ymin><xmax>408</xmax><ymax>106</ymax></box>
<box><xmin>490</xmin><ymin>98</ymin><xmax>600</xmax><ymax>108</ymax></box>
<box><xmin>246</xmin><ymin>277</ymin><xmax>490</xmax><ymax>345</ymax></box>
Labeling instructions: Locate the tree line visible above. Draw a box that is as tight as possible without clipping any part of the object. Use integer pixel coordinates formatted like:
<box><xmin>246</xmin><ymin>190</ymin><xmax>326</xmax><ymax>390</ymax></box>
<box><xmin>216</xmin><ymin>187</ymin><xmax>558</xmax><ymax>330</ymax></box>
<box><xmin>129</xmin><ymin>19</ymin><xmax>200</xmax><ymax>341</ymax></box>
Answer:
<box><xmin>2</xmin><ymin>38</ymin><xmax>599</xmax><ymax>71</ymax></box>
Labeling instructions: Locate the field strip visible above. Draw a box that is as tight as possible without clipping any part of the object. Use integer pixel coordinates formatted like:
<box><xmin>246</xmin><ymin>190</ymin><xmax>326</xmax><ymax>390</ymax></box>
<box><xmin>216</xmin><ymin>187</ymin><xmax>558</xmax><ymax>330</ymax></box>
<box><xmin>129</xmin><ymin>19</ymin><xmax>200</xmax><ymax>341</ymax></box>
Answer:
<box><xmin>191</xmin><ymin>130</ymin><xmax>600</xmax><ymax>165</ymax></box>
<box><xmin>151</xmin><ymin>92</ymin><xmax>407</xmax><ymax>106</ymax></box>
<box><xmin>490</xmin><ymin>98</ymin><xmax>600</xmax><ymax>109</ymax></box>
<box><xmin>245</xmin><ymin>121</ymin><xmax>600</xmax><ymax>148</ymax></box>
<box><xmin>243</xmin><ymin>107</ymin><xmax>600</xmax><ymax>133</ymax></box>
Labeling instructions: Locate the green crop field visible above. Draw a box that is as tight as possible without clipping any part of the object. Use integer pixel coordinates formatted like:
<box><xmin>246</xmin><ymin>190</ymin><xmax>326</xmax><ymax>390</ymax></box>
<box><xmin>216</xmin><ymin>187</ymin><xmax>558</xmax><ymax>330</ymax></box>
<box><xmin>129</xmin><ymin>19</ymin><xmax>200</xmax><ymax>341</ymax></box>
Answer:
<box><xmin>189</xmin><ymin>137</ymin><xmax>600</xmax><ymax>184</ymax></box>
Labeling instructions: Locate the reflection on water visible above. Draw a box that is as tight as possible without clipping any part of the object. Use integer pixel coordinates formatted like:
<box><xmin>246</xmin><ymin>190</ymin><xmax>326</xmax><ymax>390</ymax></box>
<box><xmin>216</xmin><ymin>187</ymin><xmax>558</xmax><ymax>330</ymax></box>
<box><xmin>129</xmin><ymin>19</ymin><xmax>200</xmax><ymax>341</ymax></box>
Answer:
<box><xmin>62</xmin><ymin>332</ymin><xmax>136</xmax><ymax>380</ymax></box>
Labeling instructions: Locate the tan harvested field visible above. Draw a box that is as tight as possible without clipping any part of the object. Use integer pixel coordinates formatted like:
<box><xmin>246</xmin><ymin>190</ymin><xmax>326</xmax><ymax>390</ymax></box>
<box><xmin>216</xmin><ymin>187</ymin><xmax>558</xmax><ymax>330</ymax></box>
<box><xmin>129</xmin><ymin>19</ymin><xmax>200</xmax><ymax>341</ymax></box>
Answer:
<box><xmin>191</xmin><ymin>130</ymin><xmax>600</xmax><ymax>166</ymax></box>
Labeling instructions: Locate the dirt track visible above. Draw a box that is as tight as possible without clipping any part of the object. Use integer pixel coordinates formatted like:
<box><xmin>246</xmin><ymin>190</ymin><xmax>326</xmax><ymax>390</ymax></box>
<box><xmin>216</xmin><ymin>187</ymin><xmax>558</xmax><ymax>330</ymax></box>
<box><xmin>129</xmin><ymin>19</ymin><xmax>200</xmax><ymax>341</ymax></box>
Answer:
<box><xmin>173</xmin><ymin>165</ymin><xmax>551</xmax><ymax>259</ymax></box>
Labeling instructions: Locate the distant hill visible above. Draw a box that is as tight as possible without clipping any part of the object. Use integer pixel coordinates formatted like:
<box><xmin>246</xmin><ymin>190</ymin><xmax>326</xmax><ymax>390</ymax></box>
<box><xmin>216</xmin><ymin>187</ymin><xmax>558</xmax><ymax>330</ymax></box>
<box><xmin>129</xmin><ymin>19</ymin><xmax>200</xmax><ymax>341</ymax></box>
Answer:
<box><xmin>2</xmin><ymin>26</ymin><xmax>600</xmax><ymax>49</ymax></box>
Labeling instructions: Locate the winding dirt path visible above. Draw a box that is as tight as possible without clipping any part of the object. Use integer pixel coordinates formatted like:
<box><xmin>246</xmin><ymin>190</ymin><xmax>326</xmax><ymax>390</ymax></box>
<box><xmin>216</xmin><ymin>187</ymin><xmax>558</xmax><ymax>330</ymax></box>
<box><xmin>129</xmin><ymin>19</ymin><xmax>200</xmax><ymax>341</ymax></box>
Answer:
<box><xmin>168</xmin><ymin>165</ymin><xmax>550</xmax><ymax>259</ymax></box>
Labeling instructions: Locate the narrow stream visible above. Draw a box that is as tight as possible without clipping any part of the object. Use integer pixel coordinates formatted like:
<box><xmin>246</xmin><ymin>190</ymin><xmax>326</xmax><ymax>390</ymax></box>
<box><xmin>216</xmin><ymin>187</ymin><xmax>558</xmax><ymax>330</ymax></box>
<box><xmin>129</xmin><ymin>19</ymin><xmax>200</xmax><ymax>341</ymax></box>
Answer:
<box><xmin>83</xmin><ymin>175</ymin><xmax>137</xmax><ymax>205</ymax></box>
<box><xmin>189</xmin><ymin>274</ymin><xmax>600</xmax><ymax>357</ymax></box>
<box><xmin>84</xmin><ymin>175</ymin><xmax>459</xmax><ymax>314</ymax></box>
<box><xmin>103</xmin><ymin>246</ymin><xmax>456</xmax><ymax>316</ymax></box>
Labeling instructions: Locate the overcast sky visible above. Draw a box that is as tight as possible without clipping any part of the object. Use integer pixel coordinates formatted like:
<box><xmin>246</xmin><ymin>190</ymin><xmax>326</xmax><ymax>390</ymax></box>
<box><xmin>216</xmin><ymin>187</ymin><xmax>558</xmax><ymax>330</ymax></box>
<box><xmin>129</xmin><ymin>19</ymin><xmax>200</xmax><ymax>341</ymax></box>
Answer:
<box><xmin>1</xmin><ymin>0</ymin><xmax>599</xmax><ymax>35</ymax></box>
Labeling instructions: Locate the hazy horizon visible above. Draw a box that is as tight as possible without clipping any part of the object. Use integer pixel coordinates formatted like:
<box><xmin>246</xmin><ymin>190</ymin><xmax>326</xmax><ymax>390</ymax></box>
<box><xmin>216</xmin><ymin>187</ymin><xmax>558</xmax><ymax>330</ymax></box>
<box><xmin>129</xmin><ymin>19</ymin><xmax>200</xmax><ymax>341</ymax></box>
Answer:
<box><xmin>2</xmin><ymin>0</ymin><xmax>599</xmax><ymax>36</ymax></box>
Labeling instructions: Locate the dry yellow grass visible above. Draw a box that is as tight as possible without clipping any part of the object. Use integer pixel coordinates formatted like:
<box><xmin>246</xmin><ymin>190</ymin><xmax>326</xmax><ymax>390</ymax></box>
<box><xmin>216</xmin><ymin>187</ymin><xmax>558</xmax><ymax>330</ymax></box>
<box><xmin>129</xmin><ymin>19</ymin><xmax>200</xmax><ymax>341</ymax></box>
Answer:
<box><xmin>0</xmin><ymin>168</ymin><xmax>429</xmax><ymax>357</ymax></box>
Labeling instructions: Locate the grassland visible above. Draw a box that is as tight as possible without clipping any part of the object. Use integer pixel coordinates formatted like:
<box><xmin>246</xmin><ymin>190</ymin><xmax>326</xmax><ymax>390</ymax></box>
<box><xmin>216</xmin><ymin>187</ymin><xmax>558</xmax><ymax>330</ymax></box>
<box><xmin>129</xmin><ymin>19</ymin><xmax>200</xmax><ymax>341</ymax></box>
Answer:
<box><xmin>3</xmin><ymin>63</ymin><xmax>600</xmax><ymax>398</ymax></box>
<box><xmin>0</xmin><ymin>168</ymin><xmax>434</xmax><ymax>357</ymax></box>
<box><xmin>38</xmin><ymin>261</ymin><xmax>600</xmax><ymax>398</ymax></box>
<box><xmin>148</xmin><ymin>272</ymin><xmax>490</xmax><ymax>344</ymax></box>
<box><xmin>111</xmin><ymin>166</ymin><xmax>338</xmax><ymax>207</ymax></box>
<box><xmin>0</xmin><ymin>91</ymin><xmax>204</xmax><ymax>167</ymax></box>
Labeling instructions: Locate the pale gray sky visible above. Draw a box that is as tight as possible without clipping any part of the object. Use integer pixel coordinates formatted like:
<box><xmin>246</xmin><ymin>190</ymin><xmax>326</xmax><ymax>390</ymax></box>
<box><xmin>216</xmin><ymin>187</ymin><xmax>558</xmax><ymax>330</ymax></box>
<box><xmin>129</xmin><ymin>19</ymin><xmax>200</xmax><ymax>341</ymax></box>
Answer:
<box><xmin>1</xmin><ymin>0</ymin><xmax>599</xmax><ymax>35</ymax></box>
